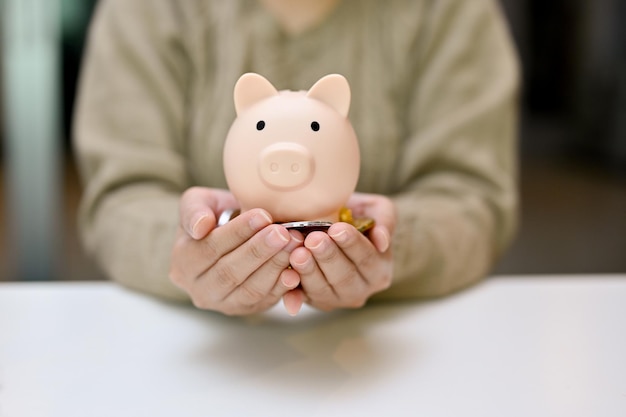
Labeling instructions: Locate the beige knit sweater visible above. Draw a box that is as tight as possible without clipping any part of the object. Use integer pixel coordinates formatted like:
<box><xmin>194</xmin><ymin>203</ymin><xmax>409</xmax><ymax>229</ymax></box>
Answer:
<box><xmin>74</xmin><ymin>0</ymin><xmax>520</xmax><ymax>303</ymax></box>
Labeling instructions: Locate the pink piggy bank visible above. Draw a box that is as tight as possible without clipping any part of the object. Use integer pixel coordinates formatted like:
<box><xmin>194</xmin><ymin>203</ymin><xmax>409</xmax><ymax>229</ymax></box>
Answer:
<box><xmin>223</xmin><ymin>73</ymin><xmax>360</xmax><ymax>224</ymax></box>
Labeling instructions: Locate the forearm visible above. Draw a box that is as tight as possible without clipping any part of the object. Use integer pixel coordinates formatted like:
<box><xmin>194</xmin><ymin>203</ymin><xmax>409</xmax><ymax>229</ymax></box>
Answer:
<box><xmin>375</xmin><ymin>187</ymin><xmax>516</xmax><ymax>300</ymax></box>
<box><xmin>371</xmin><ymin>0</ymin><xmax>520</xmax><ymax>300</ymax></box>
<box><xmin>73</xmin><ymin>0</ymin><xmax>193</xmax><ymax>300</ymax></box>
<box><xmin>79</xmin><ymin>184</ymin><xmax>188</xmax><ymax>301</ymax></box>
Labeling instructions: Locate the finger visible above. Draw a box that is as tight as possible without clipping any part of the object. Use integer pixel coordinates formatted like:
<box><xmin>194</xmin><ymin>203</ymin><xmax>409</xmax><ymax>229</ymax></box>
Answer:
<box><xmin>289</xmin><ymin>245</ymin><xmax>337</xmax><ymax>307</ymax></box>
<box><xmin>369</xmin><ymin>225</ymin><xmax>391</xmax><ymax>253</ymax></box>
<box><xmin>177</xmin><ymin>209</ymin><xmax>274</xmax><ymax>282</ymax></box>
<box><xmin>283</xmin><ymin>288</ymin><xmax>305</xmax><ymax>316</ymax></box>
<box><xmin>180</xmin><ymin>188</ymin><xmax>238</xmax><ymax>239</ymax></box>
<box><xmin>347</xmin><ymin>193</ymin><xmax>396</xmax><ymax>232</ymax></box>
<box><xmin>305</xmin><ymin>230</ymin><xmax>368</xmax><ymax>303</ymax></box>
<box><xmin>267</xmin><ymin>268</ymin><xmax>302</xmax><ymax>312</ymax></box>
<box><xmin>189</xmin><ymin>214</ymin><xmax>216</xmax><ymax>241</ymax></box>
<box><xmin>203</xmin><ymin>223</ymin><xmax>291</xmax><ymax>302</ymax></box>
<box><xmin>328</xmin><ymin>222</ymin><xmax>392</xmax><ymax>293</ymax></box>
<box><xmin>230</xmin><ymin>231</ymin><xmax>302</xmax><ymax>307</ymax></box>
<box><xmin>201</xmin><ymin>208</ymin><xmax>274</xmax><ymax>262</ymax></box>
<box><xmin>169</xmin><ymin>226</ymin><xmax>197</xmax><ymax>289</ymax></box>
<box><xmin>222</xmin><ymin>276</ymin><xmax>303</xmax><ymax>317</ymax></box>
<box><xmin>263</xmin><ymin>231</ymin><xmax>304</xmax><ymax>299</ymax></box>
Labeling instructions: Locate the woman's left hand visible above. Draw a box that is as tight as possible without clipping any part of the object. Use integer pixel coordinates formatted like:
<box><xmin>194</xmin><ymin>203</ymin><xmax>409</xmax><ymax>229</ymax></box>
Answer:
<box><xmin>285</xmin><ymin>193</ymin><xmax>396</xmax><ymax>312</ymax></box>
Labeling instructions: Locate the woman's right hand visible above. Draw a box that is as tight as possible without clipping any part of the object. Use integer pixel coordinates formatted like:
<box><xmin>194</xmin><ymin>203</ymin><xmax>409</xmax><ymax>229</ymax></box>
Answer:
<box><xmin>169</xmin><ymin>187</ymin><xmax>303</xmax><ymax>316</ymax></box>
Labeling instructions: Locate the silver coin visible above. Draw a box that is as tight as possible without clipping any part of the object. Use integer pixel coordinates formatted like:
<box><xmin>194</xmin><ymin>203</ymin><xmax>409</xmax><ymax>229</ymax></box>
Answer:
<box><xmin>217</xmin><ymin>208</ymin><xmax>241</xmax><ymax>227</ymax></box>
<box><xmin>281</xmin><ymin>221</ymin><xmax>332</xmax><ymax>233</ymax></box>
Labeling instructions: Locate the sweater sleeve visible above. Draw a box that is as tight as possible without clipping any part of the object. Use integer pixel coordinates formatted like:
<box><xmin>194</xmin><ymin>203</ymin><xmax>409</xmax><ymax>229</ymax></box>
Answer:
<box><xmin>374</xmin><ymin>0</ymin><xmax>520</xmax><ymax>300</ymax></box>
<box><xmin>73</xmin><ymin>0</ymin><xmax>195</xmax><ymax>300</ymax></box>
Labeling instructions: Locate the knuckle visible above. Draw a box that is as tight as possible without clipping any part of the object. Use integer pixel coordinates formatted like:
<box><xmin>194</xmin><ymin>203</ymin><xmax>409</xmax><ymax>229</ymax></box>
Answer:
<box><xmin>307</xmin><ymin>284</ymin><xmax>336</xmax><ymax>303</ymax></box>
<box><xmin>333</xmin><ymin>269</ymin><xmax>358</xmax><ymax>290</ymax></box>
<box><xmin>199</xmin><ymin>237</ymin><xmax>220</xmax><ymax>262</ymax></box>
<box><xmin>220</xmin><ymin>304</ymin><xmax>240</xmax><ymax>316</ymax></box>
<box><xmin>168</xmin><ymin>268</ymin><xmax>185</xmax><ymax>287</ymax></box>
<box><xmin>355</xmin><ymin>249</ymin><xmax>378</xmax><ymax>271</ymax></box>
<box><xmin>171</xmin><ymin>229</ymin><xmax>191</xmax><ymax>253</ymax></box>
<box><xmin>267</xmin><ymin>252</ymin><xmax>290</xmax><ymax>271</ymax></box>
<box><xmin>169</xmin><ymin>241</ymin><xmax>191</xmax><ymax>287</ymax></box>
<box><xmin>238</xmin><ymin>283</ymin><xmax>266</xmax><ymax>306</ymax></box>
<box><xmin>213</xmin><ymin>262</ymin><xmax>240</xmax><ymax>290</ymax></box>
<box><xmin>368</xmin><ymin>263</ymin><xmax>393</xmax><ymax>293</ymax></box>
<box><xmin>378</xmin><ymin>270</ymin><xmax>393</xmax><ymax>291</ymax></box>
<box><xmin>221</xmin><ymin>301</ymin><xmax>257</xmax><ymax>317</ymax></box>
<box><xmin>310</xmin><ymin>301</ymin><xmax>334</xmax><ymax>312</ymax></box>
<box><xmin>234</xmin><ymin>209</ymin><xmax>269</xmax><ymax>239</ymax></box>
<box><xmin>248</xmin><ymin>240</ymin><xmax>267</xmax><ymax>262</ymax></box>
<box><xmin>233</xmin><ymin>222</ymin><xmax>254</xmax><ymax>242</ymax></box>
<box><xmin>316</xmin><ymin>244</ymin><xmax>340</xmax><ymax>264</ymax></box>
<box><xmin>344</xmin><ymin>297</ymin><xmax>367</xmax><ymax>309</ymax></box>
<box><xmin>190</xmin><ymin>294</ymin><xmax>212</xmax><ymax>310</ymax></box>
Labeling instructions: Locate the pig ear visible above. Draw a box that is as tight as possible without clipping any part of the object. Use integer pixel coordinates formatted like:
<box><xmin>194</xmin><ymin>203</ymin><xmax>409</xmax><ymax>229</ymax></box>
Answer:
<box><xmin>234</xmin><ymin>73</ymin><xmax>279</xmax><ymax>115</ymax></box>
<box><xmin>306</xmin><ymin>74</ymin><xmax>351</xmax><ymax>118</ymax></box>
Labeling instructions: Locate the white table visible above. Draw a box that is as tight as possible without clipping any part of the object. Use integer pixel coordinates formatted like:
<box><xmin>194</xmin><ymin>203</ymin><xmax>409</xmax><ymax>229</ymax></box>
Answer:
<box><xmin>1</xmin><ymin>275</ymin><xmax>625</xmax><ymax>417</ymax></box>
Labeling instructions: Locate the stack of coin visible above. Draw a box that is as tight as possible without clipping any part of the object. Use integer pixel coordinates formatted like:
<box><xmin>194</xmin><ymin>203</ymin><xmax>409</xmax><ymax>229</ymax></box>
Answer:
<box><xmin>217</xmin><ymin>207</ymin><xmax>375</xmax><ymax>234</ymax></box>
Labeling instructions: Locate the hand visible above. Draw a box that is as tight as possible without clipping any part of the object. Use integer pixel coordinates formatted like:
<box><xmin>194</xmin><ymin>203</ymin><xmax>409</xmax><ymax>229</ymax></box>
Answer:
<box><xmin>286</xmin><ymin>193</ymin><xmax>396</xmax><ymax>311</ymax></box>
<box><xmin>169</xmin><ymin>187</ymin><xmax>302</xmax><ymax>316</ymax></box>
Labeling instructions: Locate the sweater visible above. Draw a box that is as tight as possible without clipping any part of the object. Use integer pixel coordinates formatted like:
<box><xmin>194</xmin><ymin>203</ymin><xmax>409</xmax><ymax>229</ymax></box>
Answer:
<box><xmin>73</xmin><ymin>0</ymin><xmax>520</xmax><ymax>302</ymax></box>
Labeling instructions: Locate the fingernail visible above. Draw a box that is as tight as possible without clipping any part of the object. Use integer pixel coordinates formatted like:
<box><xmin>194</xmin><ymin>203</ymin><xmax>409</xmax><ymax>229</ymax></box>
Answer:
<box><xmin>290</xmin><ymin>250</ymin><xmax>310</xmax><ymax>269</ymax></box>
<box><xmin>375</xmin><ymin>228</ymin><xmax>390</xmax><ymax>253</ymax></box>
<box><xmin>266</xmin><ymin>227</ymin><xmax>290</xmax><ymax>248</ymax></box>
<box><xmin>329</xmin><ymin>229</ymin><xmax>347</xmax><ymax>243</ymax></box>
<box><xmin>283</xmin><ymin>291</ymin><xmax>303</xmax><ymax>316</ymax></box>
<box><xmin>286</xmin><ymin>303</ymin><xmax>302</xmax><ymax>316</ymax></box>
<box><xmin>306</xmin><ymin>234</ymin><xmax>326</xmax><ymax>252</ymax></box>
<box><xmin>249</xmin><ymin>211</ymin><xmax>272</xmax><ymax>231</ymax></box>
<box><xmin>280</xmin><ymin>271</ymin><xmax>300</xmax><ymax>288</ymax></box>
<box><xmin>190</xmin><ymin>213</ymin><xmax>209</xmax><ymax>239</ymax></box>
<box><xmin>289</xmin><ymin>230</ymin><xmax>304</xmax><ymax>244</ymax></box>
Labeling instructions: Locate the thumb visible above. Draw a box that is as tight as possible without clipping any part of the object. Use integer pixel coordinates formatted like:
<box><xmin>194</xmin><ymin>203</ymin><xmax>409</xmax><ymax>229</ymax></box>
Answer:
<box><xmin>180</xmin><ymin>187</ymin><xmax>236</xmax><ymax>239</ymax></box>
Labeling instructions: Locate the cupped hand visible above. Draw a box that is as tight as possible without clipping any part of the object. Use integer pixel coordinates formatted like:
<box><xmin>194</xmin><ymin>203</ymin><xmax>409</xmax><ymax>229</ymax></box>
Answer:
<box><xmin>169</xmin><ymin>187</ymin><xmax>303</xmax><ymax>316</ymax></box>
<box><xmin>286</xmin><ymin>193</ymin><xmax>396</xmax><ymax>311</ymax></box>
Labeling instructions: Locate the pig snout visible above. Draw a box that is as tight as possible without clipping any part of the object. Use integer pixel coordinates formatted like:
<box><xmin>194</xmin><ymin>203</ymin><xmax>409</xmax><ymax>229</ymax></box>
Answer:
<box><xmin>258</xmin><ymin>142</ymin><xmax>314</xmax><ymax>190</ymax></box>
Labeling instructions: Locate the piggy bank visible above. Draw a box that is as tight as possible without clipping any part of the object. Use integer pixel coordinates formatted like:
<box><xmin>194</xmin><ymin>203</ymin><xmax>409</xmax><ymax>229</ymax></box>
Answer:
<box><xmin>223</xmin><ymin>73</ymin><xmax>360</xmax><ymax>224</ymax></box>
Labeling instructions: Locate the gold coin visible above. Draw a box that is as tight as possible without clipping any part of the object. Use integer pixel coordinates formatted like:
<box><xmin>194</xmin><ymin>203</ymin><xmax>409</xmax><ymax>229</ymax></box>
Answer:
<box><xmin>339</xmin><ymin>207</ymin><xmax>354</xmax><ymax>224</ymax></box>
<box><xmin>352</xmin><ymin>217</ymin><xmax>375</xmax><ymax>233</ymax></box>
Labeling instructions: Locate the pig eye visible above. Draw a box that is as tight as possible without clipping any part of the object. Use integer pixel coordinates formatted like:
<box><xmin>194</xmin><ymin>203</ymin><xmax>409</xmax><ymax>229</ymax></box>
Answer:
<box><xmin>256</xmin><ymin>120</ymin><xmax>265</xmax><ymax>131</ymax></box>
<box><xmin>310</xmin><ymin>121</ymin><xmax>320</xmax><ymax>132</ymax></box>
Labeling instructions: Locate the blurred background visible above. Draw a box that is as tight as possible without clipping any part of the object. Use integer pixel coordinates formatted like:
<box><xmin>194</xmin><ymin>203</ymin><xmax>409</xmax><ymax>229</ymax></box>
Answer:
<box><xmin>1</xmin><ymin>0</ymin><xmax>625</xmax><ymax>282</ymax></box>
